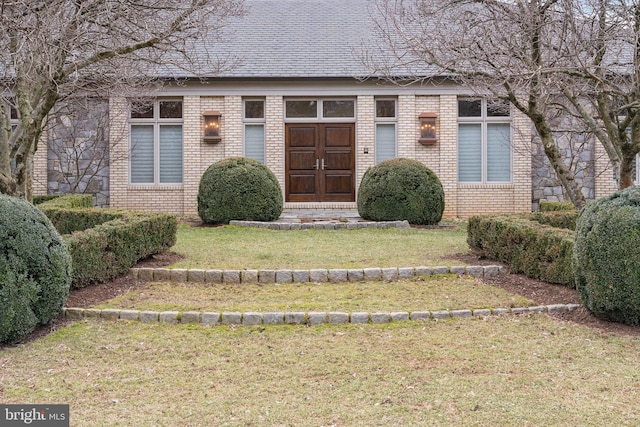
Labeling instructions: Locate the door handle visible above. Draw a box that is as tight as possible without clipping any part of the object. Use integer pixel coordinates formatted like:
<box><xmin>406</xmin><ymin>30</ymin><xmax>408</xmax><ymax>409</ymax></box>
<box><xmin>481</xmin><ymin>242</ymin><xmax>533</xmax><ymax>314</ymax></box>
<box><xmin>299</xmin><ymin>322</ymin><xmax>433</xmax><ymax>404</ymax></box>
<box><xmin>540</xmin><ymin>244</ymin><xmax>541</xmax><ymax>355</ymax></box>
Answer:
<box><xmin>321</xmin><ymin>159</ymin><xmax>325</xmax><ymax>170</ymax></box>
<box><xmin>315</xmin><ymin>159</ymin><xmax>319</xmax><ymax>170</ymax></box>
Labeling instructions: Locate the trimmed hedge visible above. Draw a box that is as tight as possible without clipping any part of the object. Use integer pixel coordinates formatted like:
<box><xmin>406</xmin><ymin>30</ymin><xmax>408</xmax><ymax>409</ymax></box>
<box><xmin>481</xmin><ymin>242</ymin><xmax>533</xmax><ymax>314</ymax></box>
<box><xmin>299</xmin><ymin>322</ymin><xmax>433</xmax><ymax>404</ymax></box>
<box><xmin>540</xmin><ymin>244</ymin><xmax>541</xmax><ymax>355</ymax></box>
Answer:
<box><xmin>198</xmin><ymin>157</ymin><xmax>283</xmax><ymax>224</ymax></box>
<box><xmin>357</xmin><ymin>158</ymin><xmax>444</xmax><ymax>225</ymax></box>
<box><xmin>468</xmin><ymin>215</ymin><xmax>575</xmax><ymax>286</ymax></box>
<box><xmin>38</xmin><ymin>199</ymin><xmax>177</xmax><ymax>289</ymax></box>
<box><xmin>539</xmin><ymin>201</ymin><xmax>575</xmax><ymax>212</ymax></box>
<box><xmin>33</xmin><ymin>194</ymin><xmax>93</xmax><ymax>208</ymax></box>
<box><xmin>0</xmin><ymin>195</ymin><xmax>72</xmax><ymax>344</ymax></box>
<box><xmin>64</xmin><ymin>211</ymin><xmax>177</xmax><ymax>288</ymax></box>
<box><xmin>574</xmin><ymin>186</ymin><xmax>640</xmax><ymax>325</ymax></box>
<box><xmin>531</xmin><ymin>210</ymin><xmax>578</xmax><ymax>230</ymax></box>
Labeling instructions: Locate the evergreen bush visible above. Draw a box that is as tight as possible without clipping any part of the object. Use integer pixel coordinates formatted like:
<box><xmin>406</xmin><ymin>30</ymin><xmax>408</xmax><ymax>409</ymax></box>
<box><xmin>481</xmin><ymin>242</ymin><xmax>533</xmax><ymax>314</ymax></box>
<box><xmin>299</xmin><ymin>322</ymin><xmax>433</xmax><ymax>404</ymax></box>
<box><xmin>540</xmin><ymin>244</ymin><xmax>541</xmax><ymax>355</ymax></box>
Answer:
<box><xmin>574</xmin><ymin>186</ymin><xmax>640</xmax><ymax>325</ymax></box>
<box><xmin>357</xmin><ymin>158</ymin><xmax>444</xmax><ymax>225</ymax></box>
<box><xmin>0</xmin><ymin>195</ymin><xmax>72</xmax><ymax>344</ymax></box>
<box><xmin>198</xmin><ymin>157</ymin><xmax>283</xmax><ymax>224</ymax></box>
<box><xmin>468</xmin><ymin>214</ymin><xmax>575</xmax><ymax>286</ymax></box>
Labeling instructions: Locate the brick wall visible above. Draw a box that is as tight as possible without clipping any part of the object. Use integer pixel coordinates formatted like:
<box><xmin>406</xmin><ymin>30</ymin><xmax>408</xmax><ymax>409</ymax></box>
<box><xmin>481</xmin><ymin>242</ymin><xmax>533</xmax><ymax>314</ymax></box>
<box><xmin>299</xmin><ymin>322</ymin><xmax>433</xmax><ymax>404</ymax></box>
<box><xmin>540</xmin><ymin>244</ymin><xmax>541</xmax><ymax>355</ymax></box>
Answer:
<box><xmin>108</xmin><ymin>92</ymin><xmax>533</xmax><ymax>218</ymax></box>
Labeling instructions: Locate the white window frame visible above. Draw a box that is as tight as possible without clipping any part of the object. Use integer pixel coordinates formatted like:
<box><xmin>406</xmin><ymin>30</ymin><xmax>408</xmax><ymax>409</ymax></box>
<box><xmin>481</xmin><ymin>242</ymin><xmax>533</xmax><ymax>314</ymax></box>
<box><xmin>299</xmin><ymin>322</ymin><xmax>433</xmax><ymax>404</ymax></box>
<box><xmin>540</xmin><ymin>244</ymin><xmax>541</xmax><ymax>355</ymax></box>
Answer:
<box><xmin>457</xmin><ymin>98</ymin><xmax>513</xmax><ymax>184</ymax></box>
<box><xmin>284</xmin><ymin>98</ymin><xmax>356</xmax><ymax>123</ymax></box>
<box><xmin>243</xmin><ymin>98</ymin><xmax>266</xmax><ymax>164</ymax></box>
<box><xmin>129</xmin><ymin>98</ymin><xmax>183</xmax><ymax>185</ymax></box>
<box><xmin>374</xmin><ymin>98</ymin><xmax>397</xmax><ymax>164</ymax></box>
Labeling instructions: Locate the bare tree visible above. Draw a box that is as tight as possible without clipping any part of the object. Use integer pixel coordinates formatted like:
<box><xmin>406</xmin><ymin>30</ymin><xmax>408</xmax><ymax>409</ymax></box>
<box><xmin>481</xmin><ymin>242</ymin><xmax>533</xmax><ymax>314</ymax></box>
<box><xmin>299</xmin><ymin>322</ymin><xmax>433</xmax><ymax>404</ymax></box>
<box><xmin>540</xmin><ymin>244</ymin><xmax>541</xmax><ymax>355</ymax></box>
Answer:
<box><xmin>557</xmin><ymin>0</ymin><xmax>640</xmax><ymax>190</ymax></box>
<box><xmin>0</xmin><ymin>0</ymin><xmax>244</xmax><ymax>200</ymax></box>
<box><xmin>368</xmin><ymin>0</ymin><xmax>588</xmax><ymax>208</ymax></box>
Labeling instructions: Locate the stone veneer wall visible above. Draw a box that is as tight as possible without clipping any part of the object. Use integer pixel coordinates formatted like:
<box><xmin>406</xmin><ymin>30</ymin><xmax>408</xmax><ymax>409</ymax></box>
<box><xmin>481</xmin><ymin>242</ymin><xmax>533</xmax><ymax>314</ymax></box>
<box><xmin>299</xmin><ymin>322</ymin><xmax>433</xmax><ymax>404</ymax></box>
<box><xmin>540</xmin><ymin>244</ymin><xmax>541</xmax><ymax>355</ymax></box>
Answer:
<box><xmin>45</xmin><ymin>98</ymin><xmax>110</xmax><ymax>207</ymax></box>
<box><xmin>531</xmin><ymin>117</ymin><xmax>596</xmax><ymax>210</ymax></box>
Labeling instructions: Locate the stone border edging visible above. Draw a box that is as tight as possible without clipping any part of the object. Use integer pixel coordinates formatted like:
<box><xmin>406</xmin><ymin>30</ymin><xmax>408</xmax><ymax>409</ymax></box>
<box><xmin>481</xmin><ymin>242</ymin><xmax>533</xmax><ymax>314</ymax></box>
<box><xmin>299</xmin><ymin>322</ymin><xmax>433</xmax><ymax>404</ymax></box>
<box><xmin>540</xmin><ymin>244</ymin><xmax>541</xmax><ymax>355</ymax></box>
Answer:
<box><xmin>229</xmin><ymin>219</ymin><xmax>410</xmax><ymax>230</ymax></box>
<box><xmin>62</xmin><ymin>304</ymin><xmax>583</xmax><ymax>325</ymax></box>
<box><xmin>130</xmin><ymin>265</ymin><xmax>504</xmax><ymax>284</ymax></box>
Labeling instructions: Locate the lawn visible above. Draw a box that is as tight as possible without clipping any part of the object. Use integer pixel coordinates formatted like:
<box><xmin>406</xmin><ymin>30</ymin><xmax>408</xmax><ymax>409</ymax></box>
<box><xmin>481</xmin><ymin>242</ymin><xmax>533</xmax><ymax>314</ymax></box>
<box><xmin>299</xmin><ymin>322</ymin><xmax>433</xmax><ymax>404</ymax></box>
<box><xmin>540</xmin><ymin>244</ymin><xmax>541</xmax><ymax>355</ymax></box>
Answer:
<box><xmin>94</xmin><ymin>275</ymin><xmax>534</xmax><ymax>313</ymax></box>
<box><xmin>4</xmin><ymin>222</ymin><xmax>637</xmax><ymax>426</ymax></box>
<box><xmin>169</xmin><ymin>223</ymin><xmax>469</xmax><ymax>269</ymax></box>
<box><xmin>2</xmin><ymin>317</ymin><xmax>639</xmax><ymax>426</ymax></box>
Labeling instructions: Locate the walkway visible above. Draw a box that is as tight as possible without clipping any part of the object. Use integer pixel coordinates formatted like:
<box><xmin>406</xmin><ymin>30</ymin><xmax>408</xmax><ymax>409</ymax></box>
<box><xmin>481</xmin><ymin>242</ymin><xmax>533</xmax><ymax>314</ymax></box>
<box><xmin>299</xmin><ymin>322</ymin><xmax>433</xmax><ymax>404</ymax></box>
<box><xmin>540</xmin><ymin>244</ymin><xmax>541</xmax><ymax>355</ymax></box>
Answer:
<box><xmin>230</xmin><ymin>208</ymin><xmax>410</xmax><ymax>230</ymax></box>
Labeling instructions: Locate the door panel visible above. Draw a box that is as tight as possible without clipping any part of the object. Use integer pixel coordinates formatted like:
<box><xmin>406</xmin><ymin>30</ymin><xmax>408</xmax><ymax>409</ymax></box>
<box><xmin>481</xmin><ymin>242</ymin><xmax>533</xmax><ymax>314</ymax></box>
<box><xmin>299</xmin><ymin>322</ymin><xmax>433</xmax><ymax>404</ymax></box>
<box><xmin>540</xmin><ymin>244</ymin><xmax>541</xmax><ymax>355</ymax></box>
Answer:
<box><xmin>324</xmin><ymin>174</ymin><xmax>352</xmax><ymax>195</ymax></box>
<box><xmin>285</xmin><ymin>123</ymin><xmax>355</xmax><ymax>202</ymax></box>
<box><xmin>286</xmin><ymin>125</ymin><xmax>319</xmax><ymax>202</ymax></box>
<box><xmin>289</xmin><ymin>174</ymin><xmax>317</xmax><ymax>196</ymax></box>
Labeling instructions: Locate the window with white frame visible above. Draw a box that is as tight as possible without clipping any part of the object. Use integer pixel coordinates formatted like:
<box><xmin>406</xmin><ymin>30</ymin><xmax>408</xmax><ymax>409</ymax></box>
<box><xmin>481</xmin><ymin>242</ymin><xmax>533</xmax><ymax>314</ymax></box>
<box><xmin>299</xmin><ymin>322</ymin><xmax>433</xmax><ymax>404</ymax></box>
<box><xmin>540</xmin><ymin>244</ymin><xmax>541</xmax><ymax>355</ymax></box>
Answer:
<box><xmin>375</xmin><ymin>98</ymin><xmax>397</xmax><ymax>164</ymax></box>
<box><xmin>458</xmin><ymin>98</ymin><xmax>512</xmax><ymax>183</ymax></box>
<box><xmin>244</xmin><ymin>99</ymin><xmax>265</xmax><ymax>164</ymax></box>
<box><xmin>129</xmin><ymin>99</ymin><xmax>183</xmax><ymax>185</ymax></box>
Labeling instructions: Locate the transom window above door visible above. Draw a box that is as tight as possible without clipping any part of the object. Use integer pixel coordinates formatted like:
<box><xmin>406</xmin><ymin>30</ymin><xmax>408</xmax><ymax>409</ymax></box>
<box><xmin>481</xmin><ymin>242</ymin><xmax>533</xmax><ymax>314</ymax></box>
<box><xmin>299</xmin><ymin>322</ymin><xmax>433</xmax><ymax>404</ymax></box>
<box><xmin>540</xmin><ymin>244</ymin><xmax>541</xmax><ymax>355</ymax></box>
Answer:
<box><xmin>285</xmin><ymin>99</ymin><xmax>355</xmax><ymax>121</ymax></box>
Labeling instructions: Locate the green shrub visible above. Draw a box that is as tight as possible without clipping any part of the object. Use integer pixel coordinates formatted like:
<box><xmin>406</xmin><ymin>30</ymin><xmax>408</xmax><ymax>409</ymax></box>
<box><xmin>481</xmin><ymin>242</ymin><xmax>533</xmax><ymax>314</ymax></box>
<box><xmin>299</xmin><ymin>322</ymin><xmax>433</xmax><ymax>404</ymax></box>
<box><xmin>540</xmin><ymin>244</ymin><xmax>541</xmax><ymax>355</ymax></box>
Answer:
<box><xmin>574</xmin><ymin>186</ymin><xmax>640</xmax><ymax>325</ymax></box>
<box><xmin>0</xmin><ymin>195</ymin><xmax>72</xmax><ymax>344</ymax></box>
<box><xmin>539</xmin><ymin>201</ymin><xmax>575</xmax><ymax>212</ymax></box>
<box><xmin>64</xmin><ymin>211</ymin><xmax>177</xmax><ymax>288</ymax></box>
<box><xmin>39</xmin><ymin>206</ymin><xmax>120</xmax><ymax>234</ymax></box>
<box><xmin>198</xmin><ymin>157</ymin><xmax>283</xmax><ymax>224</ymax></box>
<box><xmin>468</xmin><ymin>215</ymin><xmax>575</xmax><ymax>286</ymax></box>
<box><xmin>531</xmin><ymin>211</ymin><xmax>578</xmax><ymax>230</ymax></box>
<box><xmin>357</xmin><ymin>158</ymin><xmax>444</xmax><ymax>225</ymax></box>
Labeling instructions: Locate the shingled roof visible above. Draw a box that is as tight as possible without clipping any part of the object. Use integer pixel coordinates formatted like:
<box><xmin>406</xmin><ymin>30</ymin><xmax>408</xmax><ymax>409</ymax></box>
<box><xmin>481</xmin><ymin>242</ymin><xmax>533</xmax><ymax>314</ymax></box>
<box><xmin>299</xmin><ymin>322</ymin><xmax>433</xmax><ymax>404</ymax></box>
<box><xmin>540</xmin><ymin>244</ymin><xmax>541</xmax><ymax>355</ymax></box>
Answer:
<box><xmin>187</xmin><ymin>0</ymin><xmax>386</xmax><ymax>79</ymax></box>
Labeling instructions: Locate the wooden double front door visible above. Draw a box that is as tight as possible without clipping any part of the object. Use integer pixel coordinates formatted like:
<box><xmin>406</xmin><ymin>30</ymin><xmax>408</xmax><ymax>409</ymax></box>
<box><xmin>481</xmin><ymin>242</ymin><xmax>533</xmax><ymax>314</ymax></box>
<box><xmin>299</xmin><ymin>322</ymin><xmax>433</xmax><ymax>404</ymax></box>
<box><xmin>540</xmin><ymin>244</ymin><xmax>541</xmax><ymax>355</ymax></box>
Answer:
<box><xmin>285</xmin><ymin>123</ymin><xmax>355</xmax><ymax>202</ymax></box>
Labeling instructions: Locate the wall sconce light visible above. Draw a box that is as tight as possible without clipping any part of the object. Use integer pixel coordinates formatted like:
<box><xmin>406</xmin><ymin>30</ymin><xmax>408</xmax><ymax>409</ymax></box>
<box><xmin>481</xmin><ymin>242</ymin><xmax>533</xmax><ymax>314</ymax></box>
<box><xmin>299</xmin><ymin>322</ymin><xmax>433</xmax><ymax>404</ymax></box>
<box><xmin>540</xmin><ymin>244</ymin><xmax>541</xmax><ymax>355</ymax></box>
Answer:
<box><xmin>203</xmin><ymin>110</ymin><xmax>222</xmax><ymax>143</ymax></box>
<box><xmin>419</xmin><ymin>112</ymin><xmax>438</xmax><ymax>145</ymax></box>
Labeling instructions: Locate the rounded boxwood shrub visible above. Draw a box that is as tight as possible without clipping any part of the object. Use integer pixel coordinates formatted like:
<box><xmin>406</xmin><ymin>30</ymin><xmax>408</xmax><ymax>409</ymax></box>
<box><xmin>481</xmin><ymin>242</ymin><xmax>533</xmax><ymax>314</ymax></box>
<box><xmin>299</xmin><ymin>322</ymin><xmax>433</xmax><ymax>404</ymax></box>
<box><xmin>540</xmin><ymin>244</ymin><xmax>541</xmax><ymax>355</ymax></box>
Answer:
<box><xmin>574</xmin><ymin>186</ymin><xmax>640</xmax><ymax>325</ymax></box>
<box><xmin>357</xmin><ymin>158</ymin><xmax>445</xmax><ymax>225</ymax></box>
<box><xmin>0</xmin><ymin>194</ymin><xmax>72</xmax><ymax>344</ymax></box>
<box><xmin>198</xmin><ymin>157</ymin><xmax>283</xmax><ymax>224</ymax></box>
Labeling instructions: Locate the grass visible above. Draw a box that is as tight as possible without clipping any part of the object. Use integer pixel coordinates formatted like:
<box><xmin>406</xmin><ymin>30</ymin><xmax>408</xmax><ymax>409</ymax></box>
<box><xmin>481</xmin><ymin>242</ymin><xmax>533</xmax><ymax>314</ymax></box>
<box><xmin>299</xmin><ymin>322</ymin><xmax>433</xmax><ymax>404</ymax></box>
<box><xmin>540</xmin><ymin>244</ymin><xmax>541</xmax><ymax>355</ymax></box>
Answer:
<box><xmin>2</xmin><ymin>317</ymin><xmax>640</xmax><ymax>426</ymax></box>
<box><xmin>94</xmin><ymin>275</ymin><xmax>534</xmax><ymax>313</ymax></box>
<box><xmin>169</xmin><ymin>223</ymin><xmax>469</xmax><ymax>269</ymax></box>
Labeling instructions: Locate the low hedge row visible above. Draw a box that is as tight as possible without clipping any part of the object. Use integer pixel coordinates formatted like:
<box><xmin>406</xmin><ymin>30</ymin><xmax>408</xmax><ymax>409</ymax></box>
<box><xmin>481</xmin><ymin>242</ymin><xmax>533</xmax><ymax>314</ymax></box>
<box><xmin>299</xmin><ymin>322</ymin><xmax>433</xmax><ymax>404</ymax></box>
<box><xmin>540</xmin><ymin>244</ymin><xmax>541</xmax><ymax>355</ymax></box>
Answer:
<box><xmin>538</xmin><ymin>201</ymin><xmax>575</xmax><ymax>212</ymax></box>
<box><xmin>38</xmin><ymin>197</ymin><xmax>177</xmax><ymax>289</ymax></box>
<box><xmin>34</xmin><ymin>194</ymin><xmax>93</xmax><ymax>208</ymax></box>
<box><xmin>467</xmin><ymin>215</ymin><xmax>575</xmax><ymax>286</ymax></box>
<box><xmin>531</xmin><ymin>210</ymin><xmax>578</xmax><ymax>230</ymax></box>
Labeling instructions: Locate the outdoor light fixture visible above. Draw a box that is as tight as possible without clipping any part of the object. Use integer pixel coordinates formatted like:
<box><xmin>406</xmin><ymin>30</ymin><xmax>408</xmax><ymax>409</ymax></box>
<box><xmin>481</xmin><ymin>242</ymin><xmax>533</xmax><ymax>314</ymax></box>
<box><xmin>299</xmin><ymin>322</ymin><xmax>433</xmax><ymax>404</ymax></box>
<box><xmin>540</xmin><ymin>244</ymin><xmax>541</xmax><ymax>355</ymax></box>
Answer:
<box><xmin>203</xmin><ymin>110</ymin><xmax>221</xmax><ymax>143</ymax></box>
<box><xmin>419</xmin><ymin>112</ymin><xmax>437</xmax><ymax>145</ymax></box>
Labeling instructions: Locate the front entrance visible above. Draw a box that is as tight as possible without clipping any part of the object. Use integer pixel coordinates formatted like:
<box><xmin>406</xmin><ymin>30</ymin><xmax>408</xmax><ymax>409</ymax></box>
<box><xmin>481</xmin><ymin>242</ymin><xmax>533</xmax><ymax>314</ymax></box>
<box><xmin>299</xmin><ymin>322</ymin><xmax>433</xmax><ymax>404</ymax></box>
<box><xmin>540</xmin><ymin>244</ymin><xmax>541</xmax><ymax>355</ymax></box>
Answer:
<box><xmin>285</xmin><ymin>123</ymin><xmax>355</xmax><ymax>202</ymax></box>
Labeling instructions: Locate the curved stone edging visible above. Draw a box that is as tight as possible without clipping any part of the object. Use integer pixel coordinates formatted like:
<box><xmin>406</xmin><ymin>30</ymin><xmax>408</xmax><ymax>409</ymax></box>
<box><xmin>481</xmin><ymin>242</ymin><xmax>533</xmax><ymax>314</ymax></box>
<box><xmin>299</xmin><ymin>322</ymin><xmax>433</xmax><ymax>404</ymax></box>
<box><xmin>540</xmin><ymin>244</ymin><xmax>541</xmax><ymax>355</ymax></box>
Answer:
<box><xmin>229</xmin><ymin>219</ymin><xmax>410</xmax><ymax>230</ymax></box>
<box><xmin>62</xmin><ymin>304</ymin><xmax>583</xmax><ymax>325</ymax></box>
<box><xmin>130</xmin><ymin>265</ymin><xmax>504</xmax><ymax>284</ymax></box>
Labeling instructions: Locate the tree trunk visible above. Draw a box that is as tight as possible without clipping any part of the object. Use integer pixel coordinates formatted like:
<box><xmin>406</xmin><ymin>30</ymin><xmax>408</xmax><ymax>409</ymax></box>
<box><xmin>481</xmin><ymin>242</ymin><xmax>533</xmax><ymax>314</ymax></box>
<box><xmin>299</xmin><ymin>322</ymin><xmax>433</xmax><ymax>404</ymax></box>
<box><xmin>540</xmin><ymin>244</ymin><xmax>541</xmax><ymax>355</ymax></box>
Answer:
<box><xmin>619</xmin><ymin>153</ymin><xmax>636</xmax><ymax>191</ymax></box>
<box><xmin>537</xmin><ymin>124</ymin><xmax>587</xmax><ymax>210</ymax></box>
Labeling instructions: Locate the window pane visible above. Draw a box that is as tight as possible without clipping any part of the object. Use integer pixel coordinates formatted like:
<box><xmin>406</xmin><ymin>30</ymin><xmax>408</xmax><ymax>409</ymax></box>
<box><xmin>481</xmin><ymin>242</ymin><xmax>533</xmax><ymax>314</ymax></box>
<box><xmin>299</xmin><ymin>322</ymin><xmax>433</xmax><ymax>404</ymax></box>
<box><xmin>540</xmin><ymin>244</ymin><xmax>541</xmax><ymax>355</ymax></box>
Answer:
<box><xmin>487</xmin><ymin>123</ymin><xmax>511</xmax><ymax>182</ymax></box>
<box><xmin>375</xmin><ymin>123</ymin><xmax>396</xmax><ymax>163</ymax></box>
<box><xmin>245</xmin><ymin>100</ymin><xmax>265</xmax><ymax>119</ymax></box>
<box><xmin>131</xmin><ymin>125</ymin><xmax>155</xmax><ymax>183</ymax></box>
<box><xmin>487</xmin><ymin>99</ymin><xmax>510</xmax><ymax>117</ymax></box>
<box><xmin>131</xmin><ymin>101</ymin><xmax>154</xmax><ymax>119</ymax></box>
<box><xmin>458</xmin><ymin>124</ymin><xmax>482</xmax><ymax>182</ymax></box>
<box><xmin>245</xmin><ymin>124</ymin><xmax>265</xmax><ymax>164</ymax></box>
<box><xmin>159</xmin><ymin>125</ymin><xmax>183</xmax><ymax>183</ymax></box>
<box><xmin>323</xmin><ymin>100</ymin><xmax>355</xmax><ymax>118</ymax></box>
<box><xmin>286</xmin><ymin>100</ymin><xmax>317</xmax><ymax>118</ymax></box>
<box><xmin>376</xmin><ymin>100</ymin><xmax>396</xmax><ymax>118</ymax></box>
<box><xmin>458</xmin><ymin>99</ymin><xmax>481</xmax><ymax>117</ymax></box>
<box><xmin>159</xmin><ymin>101</ymin><xmax>182</xmax><ymax>119</ymax></box>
